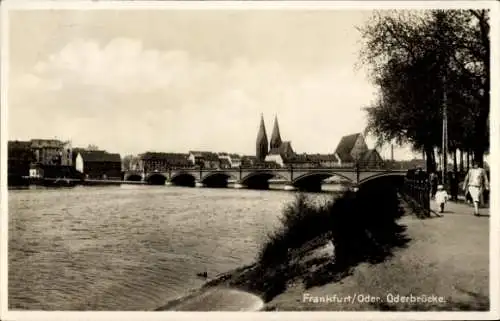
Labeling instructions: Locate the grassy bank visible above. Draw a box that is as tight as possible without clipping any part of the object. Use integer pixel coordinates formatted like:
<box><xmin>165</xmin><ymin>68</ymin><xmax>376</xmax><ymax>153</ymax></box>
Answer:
<box><xmin>202</xmin><ymin>179</ymin><xmax>410</xmax><ymax>304</ymax></box>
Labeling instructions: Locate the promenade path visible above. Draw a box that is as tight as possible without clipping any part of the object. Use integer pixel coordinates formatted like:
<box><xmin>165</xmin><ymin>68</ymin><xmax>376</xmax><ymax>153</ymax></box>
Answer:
<box><xmin>163</xmin><ymin>200</ymin><xmax>490</xmax><ymax>311</ymax></box>
<box><xmin>266</xmin><ymin>200</ymin><xmax>490</xmax><ymax>311</ymax></box>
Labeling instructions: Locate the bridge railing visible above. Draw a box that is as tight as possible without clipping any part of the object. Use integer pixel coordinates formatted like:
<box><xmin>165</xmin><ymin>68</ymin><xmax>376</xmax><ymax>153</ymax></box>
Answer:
<box><xmin>132</xmin><ymin>161</ymin><xmax>413</xmax><ymax>173</ymax></box>
<box><xmin>402</xmin><ymin>173</ymin><xmax>430</xmax><ymax>218</ymax></box>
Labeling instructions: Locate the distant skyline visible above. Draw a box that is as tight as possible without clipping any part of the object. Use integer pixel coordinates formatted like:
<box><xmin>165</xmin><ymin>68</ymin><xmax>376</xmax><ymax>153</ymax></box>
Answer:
<box><xmin>7</xmin><ymin>9</ymin><xmax>421</xmax><ymax>160</ymax></box>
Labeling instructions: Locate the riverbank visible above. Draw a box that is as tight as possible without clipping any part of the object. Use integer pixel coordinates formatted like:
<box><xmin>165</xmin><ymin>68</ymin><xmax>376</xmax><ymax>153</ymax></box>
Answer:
<box><xmin>158</xmin><ymin>199</ymin><xmax>489</xmax><ymax>311</ymax></box>
<box><xmin>8</xmin><ymin>177</ymin><xmax>146</xmax><ymax>188</ymax></box>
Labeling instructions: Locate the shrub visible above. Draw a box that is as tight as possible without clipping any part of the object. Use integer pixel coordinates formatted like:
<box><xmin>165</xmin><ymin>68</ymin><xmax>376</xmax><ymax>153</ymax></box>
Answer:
<box><xmin>259</xmin><ymin>178</ymin><xmax>408</xmax><ymax>266</ymax></box>
<box><xmin>258</xmin><ymin>193</ymin><xmax>336</xmax><ymax>266</ymax></box>
<box><xmin>251</xmin><ymin>179</ymin><xmax>410</xmax><ymax>301</ymax></box>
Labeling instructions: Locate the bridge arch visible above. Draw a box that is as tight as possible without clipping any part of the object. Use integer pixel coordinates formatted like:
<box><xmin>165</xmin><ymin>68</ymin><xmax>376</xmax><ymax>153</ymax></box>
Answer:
<box><xmin>201</xmin><ymin>172</ymin><xmax>238</xmax><ymax>188</ymax></box>
<box><xmin>291</xmin><ymin>171</ymin><xmax>354</xmax><ymax>192</ymax></box>
<box><xmin>240</xmin><ymin>171</ymin><xmax>290</xmax><ymax>189</ymax></box>
<box><xmin>125</xmin><ymin>173</ymin><xmax>143</xmax><ymax>182</ymax></box>
<box><xmin>145</xmin><ymin>173</ymin><xmax>167</xmax><ymax>185</ymax></box>
<box><xmin>170</xmin><ymin>172</ymin><xmax>196</xmax><ymax>187</ymax></box>
<box><xmin>358</xmin><ymin>172</ymin><xmax>406</xmax><ymax>187</ymax></box>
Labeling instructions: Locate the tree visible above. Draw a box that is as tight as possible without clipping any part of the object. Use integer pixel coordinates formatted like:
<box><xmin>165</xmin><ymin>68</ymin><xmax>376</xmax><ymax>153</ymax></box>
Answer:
<box><xmin>121</xmin><ymin>155</ymin><xmax>134</xmax><ymax>171</ymax></box>
<box><xmin>359</xmin><ymin>9</ymin><xmax>490</xmax><ymax>170</ymax></box>
<box><xmin>87</xmin><ymin>144</ymin><xmax>99</xmax><ymax>151</ymax></box>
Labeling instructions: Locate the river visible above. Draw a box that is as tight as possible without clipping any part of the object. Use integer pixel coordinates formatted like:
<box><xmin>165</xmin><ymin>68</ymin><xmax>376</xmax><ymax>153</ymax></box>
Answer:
<box><xmin>8</xmin><ymin>184</ymin><xmax>340</xmax><ymax>310</ymax></box>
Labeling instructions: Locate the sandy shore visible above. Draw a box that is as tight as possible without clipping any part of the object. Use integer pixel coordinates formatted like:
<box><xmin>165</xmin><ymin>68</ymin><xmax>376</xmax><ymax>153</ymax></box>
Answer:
<box><xmin>158</xmin><ymin>200</ymin><xmax>489</xmax><ymax>311</ymax></box>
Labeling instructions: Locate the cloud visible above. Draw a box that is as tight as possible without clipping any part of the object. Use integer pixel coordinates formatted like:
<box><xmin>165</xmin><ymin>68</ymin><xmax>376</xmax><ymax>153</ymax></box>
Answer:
<box><xmin>13</xmin><ymin>73</ymin><xmax>62</xmax><ymax>91</ymax></box>
<box><xmin>9</xmin><ymin>37</ymin><xmax>417</xmax><ymax>157</ymax></box>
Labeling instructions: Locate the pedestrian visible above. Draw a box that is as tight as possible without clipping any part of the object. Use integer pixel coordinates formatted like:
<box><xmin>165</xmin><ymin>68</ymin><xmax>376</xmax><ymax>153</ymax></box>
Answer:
<box><xmin>463</xmin><ymin>160</ymin><xmax>489</xmax><ymax>216</ymax></box>
<box><xmin>435</xmin><ymin>185</ymin><xmax>449</xmax><ymax>213</ymax></box>
<box><xmin>449</xmin><ymin>171</ymin><xmax>458</xmax><ymax>201</ymax></box>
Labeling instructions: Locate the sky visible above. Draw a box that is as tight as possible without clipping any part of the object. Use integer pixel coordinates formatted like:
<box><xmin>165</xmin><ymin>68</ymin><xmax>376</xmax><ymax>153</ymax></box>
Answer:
<box><xmin>7</xmin><ymin>8</ymin><xmax>420</xmax><ymax>160</ymax></box>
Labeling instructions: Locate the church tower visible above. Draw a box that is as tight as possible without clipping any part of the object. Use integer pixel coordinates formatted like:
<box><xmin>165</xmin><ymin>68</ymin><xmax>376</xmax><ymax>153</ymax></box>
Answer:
<box><xmin>269</xmin><ymin>115</ymin><xmax>282</xmax><ymax>150</ymax></box>
<box><xmin>256</xmin><ymin>114</ymin><xmax>269</xmax><ymax>162</ymax></box>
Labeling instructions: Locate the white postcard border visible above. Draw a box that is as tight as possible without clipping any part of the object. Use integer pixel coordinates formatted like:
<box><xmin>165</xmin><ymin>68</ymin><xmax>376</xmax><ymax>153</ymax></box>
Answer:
<box><xmin>1</xmin><ymin>1</ymin><xmax>499</xmax><ymax>320</ymax></box>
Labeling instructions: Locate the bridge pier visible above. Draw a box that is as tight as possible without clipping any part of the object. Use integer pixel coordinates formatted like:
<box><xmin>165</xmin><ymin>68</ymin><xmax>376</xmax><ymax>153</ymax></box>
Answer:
<box><xmin>165</xmin><ymin>181</ymin><xmax>173</xmax><ymax>186</ymax></box>
<box><xmin>283</xmin><ymin>184</ymin><xmax>297</xmax><ymax>191</ymax></box>
<box><xmin>233</xmin><ymin>182</ymin><xmax>245</xmax><ymax>189</ymax></box>
<box><xmin>195</xmin><ymin>181</ymin><xmax>205</xmax><ymax>188</ymax></box>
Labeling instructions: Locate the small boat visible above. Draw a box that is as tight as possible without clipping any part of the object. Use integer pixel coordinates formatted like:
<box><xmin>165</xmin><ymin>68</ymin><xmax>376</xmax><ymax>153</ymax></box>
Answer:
<box><xmin>196</xmin><ymin>271</ymin><xmax>208</xmax><ymax>279</ymax></box>
<box><xmin>48</xmin><ymin>178</ymin><xmax>77</xmax><ymax>187</ymax></box>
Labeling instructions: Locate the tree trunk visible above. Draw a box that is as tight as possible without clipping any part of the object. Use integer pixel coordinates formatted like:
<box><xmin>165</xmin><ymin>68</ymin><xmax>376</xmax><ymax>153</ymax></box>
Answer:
<box><xmin>459</xmin><ymin>149</ymin><xmax>464</xmax><ymax>172</ymax></box>
<box><xmin>425</xmin><ymin>146</ymin><xmax>435</xmax><ymax>173</ymax></box>
<box><xmin>466</xmin><ymin>151</ymin><xmax>470</xmax><ymax>170</ymax></box>
<box><xmin>474</xmin><ymin>149</ymin><xmax>484</xmax><ymax>168</ymax></box>
<box><xmin>453</xmin><ymin>149</ymin><xmax>457</xmax><ymax>173</ymax></box>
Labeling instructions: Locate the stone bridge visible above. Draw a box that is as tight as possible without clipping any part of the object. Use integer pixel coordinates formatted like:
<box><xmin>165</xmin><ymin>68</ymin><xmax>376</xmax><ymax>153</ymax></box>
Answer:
<box><xmin>124</xmin><ymin>167</ymin><xmax>407</xmax><ymax>192</ymax></box>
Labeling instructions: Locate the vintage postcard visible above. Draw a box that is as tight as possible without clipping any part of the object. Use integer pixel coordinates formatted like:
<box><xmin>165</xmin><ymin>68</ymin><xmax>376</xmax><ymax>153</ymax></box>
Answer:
<box><xmin>1</xmin><ymin>1</ymin><xmax>499</xmax><ymax>320</ymax></box>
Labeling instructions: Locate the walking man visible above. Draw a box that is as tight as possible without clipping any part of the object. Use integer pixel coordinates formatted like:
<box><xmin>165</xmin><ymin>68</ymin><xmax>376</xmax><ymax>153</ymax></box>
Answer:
<box><xmin>463</xmin><ymin>161</ymin><xmax>489</xmax><ymax>216</ymax></box>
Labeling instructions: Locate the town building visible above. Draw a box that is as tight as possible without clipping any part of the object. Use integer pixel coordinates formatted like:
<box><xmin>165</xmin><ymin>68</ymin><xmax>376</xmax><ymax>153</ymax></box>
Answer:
<box><xmin>188</xmin><ymin>151</ymin><xmax>220</xmax><ymax>169</ymax></box>
<box><xmin>8</xmin><ymin>141</ymin><xmax>34</xmax><ymax>177</ymax></box>
<box><xmin>219</xmin><ymin>158</ymin><xmax>231</xmax><ymax>169</ymax></box>
<box><xmin>74</xmin><ymin>150</ymin><xmax>122</xmax><ymax>179</ymax></box>
<box><xmin>229</xmin><ymin>154</ymin><xmax>242</xmax><ymax>168</ymax></box>
<box><xmin>29</xmin><ymin>163</ymin><xmax>44</xmax><ymax>178</ymax></box>
<box><xmin>308</xmin><ymin>154</ymin><xmax>340</xmax><ymax>167</ymax></box>
<box><xmin>30</xmin><ymin>163</ymin><xmax>82</xmax><ymax>179</ymax></box>
<box><xmin>241</xmin><ymin>155</ymin><xmax>258</xmax><ymax>167</ymax></box>
<box><xmin>334</xmin><ymin>133</ymin><xmax>383</xmax><ymax>167</ymax></box>
<box><xmin>283</xmin><ymin>154</ymin><xmax>319</xmax><ymax>168</ymax></box>
<box><xmin>218</xmin><ymin>153</ymin><xmax>243</xmax><ymax>168</ymax></box>
<box><xmin>30</xmin><ymin>139</ymin><xmax>72</xmax><ymax>166</ymax></box>
<box><xmin>138</xmin><ymin>152</ymin><xmax>191</xmax><ymax>172</ymax></box>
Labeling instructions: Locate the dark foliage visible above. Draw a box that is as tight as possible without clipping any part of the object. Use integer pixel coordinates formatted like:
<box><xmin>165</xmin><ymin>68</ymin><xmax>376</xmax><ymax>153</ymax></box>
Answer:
<box><xmin>219</xmin><ymin>179</ymin><xmax>410</xmax><ymax>302</ymax></box>
<box><xmin>359</xmin><ymin>10</ymin><xmax>490</xmax><ymax>169</ymax></box>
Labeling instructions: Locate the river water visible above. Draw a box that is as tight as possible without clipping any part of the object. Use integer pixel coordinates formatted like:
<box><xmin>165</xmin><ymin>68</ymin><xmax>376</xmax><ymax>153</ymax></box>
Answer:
<box><xmin>8</xmin><ymin>184</ymin><xmax>339</xmax><ymax>310</ymax></box>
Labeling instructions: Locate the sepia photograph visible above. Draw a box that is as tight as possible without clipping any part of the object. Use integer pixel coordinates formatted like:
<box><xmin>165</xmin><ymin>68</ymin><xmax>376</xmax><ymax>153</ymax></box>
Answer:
<box><xmin>1</xmin><ymin>1</ymin><xmax>498</xmax><ymax>320</ymax></box>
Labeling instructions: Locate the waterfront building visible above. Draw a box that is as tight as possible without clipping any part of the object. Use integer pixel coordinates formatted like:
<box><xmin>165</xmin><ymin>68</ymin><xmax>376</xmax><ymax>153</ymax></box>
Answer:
<box><xmin>75</xmin><ymin>150</ymin><xmax>122</xmax><ymax>179</ymax></box>
<box><xmin>229</xmin><ymin>154</ymin><xmax>242</xmax><ymax>168</ymax></box>
<box><xmin>30</xmin><ymin>163</ymin><xmax>82</xmax><ymax>179</ymax></box>
<box><xmin>30</xmin><ymin>139</ymin><xmax>72</xmax><ymax>166</ymax></box>
<box><xmin>29</xmin><ymin>163</ymin><xmax>44</xmax><ymax>178</ymax></box>
<box><xmin>8</xmin><ymin>141</ymin><xmax>34</xmax><ymax>177</ymax></box>
<box><xmin>188</xmin><ymin>151</ymin><xmax>220</xmax><ymax>169</ymax></box>
<box><xmin>218</xmin><ymin>153</ymin><xmax>242</xmax><ymax>168</ymax></box>
<box><xmin>308</xmin><ymin>154</ymin><xmax>340</xmax><ymax>167</ymax></box>
<box><xmin>284</xmin><ymin>154</ymin><xmax>320</xmax><ymax>168</ymax></box>
<box><xmin>334</xmin><ymin>133</ymin><xmax>383</xmax><ymax>167</ymax></box>
<box><xmin>139</xmin><ymin>152</ymin><xmax>191</xmax><ymax>172</ymax></box>
<box><xmin>219</xmin><ymin>158</ymin><xmax>231</xmax><ymax>169</ymax></box>
<box><xmin>241</xmin><ymin>155</ymin><xmax>257</xmax><ymax>167</ymax></box>
<box><xmin>256</xmin><ymin>114</ymin><xmax>269</xmax><ymax>163</ymax></box>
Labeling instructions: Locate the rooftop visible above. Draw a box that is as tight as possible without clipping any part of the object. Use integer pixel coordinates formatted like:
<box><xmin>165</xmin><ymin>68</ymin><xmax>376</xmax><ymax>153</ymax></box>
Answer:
<box><xmin>141</xmin><ymin>152</ymin><xmax>189</xmax><ymax>161</ymax></box>
<box><xmin>335</xmin><ymin>133</ymin><xmax>363</xmax><ymax>162</ymax></box>
<box><xmin>77</xmin><ymin>150</ymin><xmax>121</xmax><ymax>163</ymax></box>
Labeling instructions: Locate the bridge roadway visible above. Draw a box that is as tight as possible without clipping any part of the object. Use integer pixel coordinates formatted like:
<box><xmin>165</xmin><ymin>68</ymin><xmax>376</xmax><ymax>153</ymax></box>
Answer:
<box><xmin>124</xmin><ymin>166</ymin><xmax>408</xmax><ymax>192</ymax></box>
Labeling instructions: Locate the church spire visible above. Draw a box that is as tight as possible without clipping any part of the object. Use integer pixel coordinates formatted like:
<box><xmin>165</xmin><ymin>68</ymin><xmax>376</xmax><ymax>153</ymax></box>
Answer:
<box><xmin>256</xmin><ymin>113</ymin><xmax>268</xmax><ymax>162</ymax></box>
<box><xmin>270</xmin><ymin>114</ymin><xmax>282</xmax><ymax>150</ymax></box>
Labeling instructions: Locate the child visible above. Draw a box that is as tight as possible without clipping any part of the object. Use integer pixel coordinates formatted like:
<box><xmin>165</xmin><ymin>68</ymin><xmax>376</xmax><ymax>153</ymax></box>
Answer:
<box><xmin>435</xmin><ymin>185</ymin><xmax>449</xmax><ymax>213</ymax></box>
